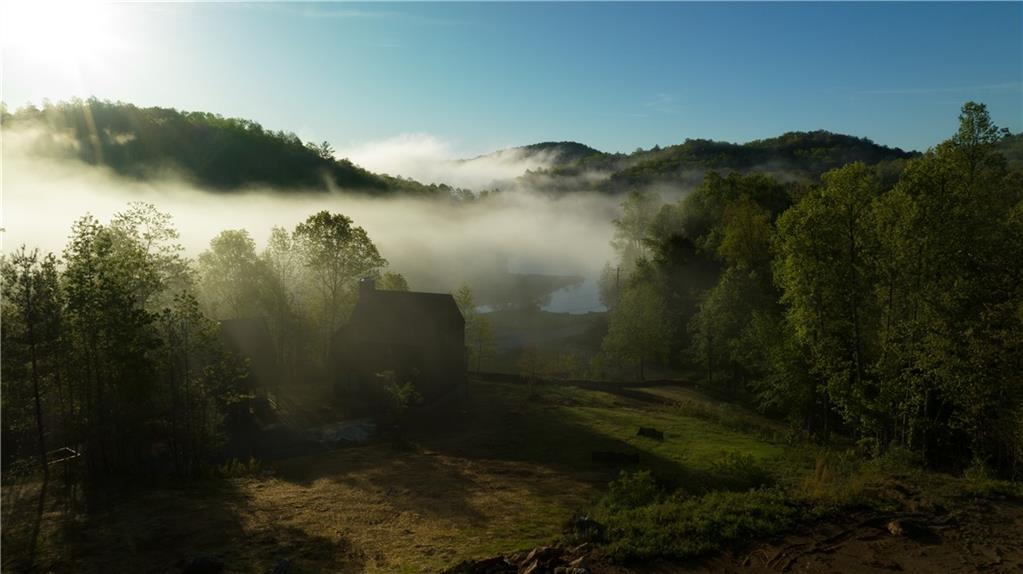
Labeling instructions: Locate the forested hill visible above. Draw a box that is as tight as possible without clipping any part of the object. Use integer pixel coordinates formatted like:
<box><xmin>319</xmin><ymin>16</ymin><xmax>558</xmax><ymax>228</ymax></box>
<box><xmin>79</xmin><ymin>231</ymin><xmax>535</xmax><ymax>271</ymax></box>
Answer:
<box><xmin>517</xmin><ymin>130</ymin><xmax>918</xmax><ymax>193</ymax></box>
<box><xmin>2</xmin><ymin>99</ymin><xmax>452</xmax><ymax>196</ymax></box>
<box><xmin>513</xmin><ymin>141</ymin><xmax>605</xmax><ymax>165</ymax></box>
<box><xmin>9</xmin><ymin>99</ymin><xmax>1013</xmax><ymax>196</ymax></box>
<box><xmin>457</xmin><ymin>141</ymin><xmax>604</xmax><ymax>170</ymax></box>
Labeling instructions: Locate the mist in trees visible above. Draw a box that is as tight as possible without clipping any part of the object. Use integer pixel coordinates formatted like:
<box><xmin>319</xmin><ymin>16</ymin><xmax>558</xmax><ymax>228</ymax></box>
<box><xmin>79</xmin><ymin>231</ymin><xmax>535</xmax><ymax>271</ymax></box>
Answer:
<box><xmin>597</xmin><ymin>102</ymin><xmax>1022</xmax><ymax>477</ymax></box>
<box><xmin>454</xmin><ymin>284</ymin><xmax>496</xmax><ymax>374</ymax></box>
<box><xmin>3</xmin><ymin>99</ymin><xmax>1020</xmax><ymax>489</ymax></box>
<box><xmin>2</xmin><ymin>205</ymin><xmax>246</xmax><ymax>482</ymax></box>
<box><xmin>1</xmin><ymin>203</ymin><xmax>405</xmax><ymax>487</ymax></box>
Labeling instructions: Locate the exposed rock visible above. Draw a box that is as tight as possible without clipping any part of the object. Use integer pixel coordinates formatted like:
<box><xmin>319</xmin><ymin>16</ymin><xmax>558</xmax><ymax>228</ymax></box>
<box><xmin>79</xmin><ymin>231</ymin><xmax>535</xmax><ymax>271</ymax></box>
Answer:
<box><xmin>888</xmin><ymin>519</ymin><xmax>905</xmax><ymax>536</ymax></box>
<box><xmin>520</xmin><ymin>559</ymin><xmax>543</xmax><ymax>574</ymax></box>
<box><xmin>568</xmin><ymin>543</ymin><xmax>592</xmax><ymax>556</ymax></box>
<box><xmin>568</xmin><ymin>556</ymin><xmax>590</xmax><ymax>569</ymax></box>
<box><xmin>521</xmin><ymin>546</ymin><xmax>563</xmax><ymax>565</ymax></box>
<box><xmin>637</xmin><ymin>426</ymin><xmax>664</xmax><ymax>440</ymax></box>
<box><xmin>442</xmin><ymin>543</ymin><xmax>594</xmax><ymax>574</ymax></box>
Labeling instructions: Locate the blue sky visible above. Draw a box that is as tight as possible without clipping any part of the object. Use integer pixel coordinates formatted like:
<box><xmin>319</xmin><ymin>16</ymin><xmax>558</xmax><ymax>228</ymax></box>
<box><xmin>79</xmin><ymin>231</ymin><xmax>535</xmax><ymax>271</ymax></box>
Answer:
<box><xmin>3</xmin><ymin>1</ymin><xmax>1021</xmax><ymax>155</ymax></box>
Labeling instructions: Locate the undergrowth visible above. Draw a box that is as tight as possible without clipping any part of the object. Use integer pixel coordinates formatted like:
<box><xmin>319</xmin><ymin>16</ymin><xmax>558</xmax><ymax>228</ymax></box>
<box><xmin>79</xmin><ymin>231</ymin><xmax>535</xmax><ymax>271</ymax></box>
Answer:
<box><xmin>587</xmin><ymin>445</ymin><xmax>965</xmax><ymax>562</ymax></box>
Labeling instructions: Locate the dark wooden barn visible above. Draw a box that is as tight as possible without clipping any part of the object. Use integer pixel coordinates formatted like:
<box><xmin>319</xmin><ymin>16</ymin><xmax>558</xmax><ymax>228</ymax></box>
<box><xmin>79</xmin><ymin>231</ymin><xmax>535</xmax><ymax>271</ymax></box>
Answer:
<box><xmin>332</xmin><ymin>279</ymin><xmax>466</xmax><ymax>402</ymax></box>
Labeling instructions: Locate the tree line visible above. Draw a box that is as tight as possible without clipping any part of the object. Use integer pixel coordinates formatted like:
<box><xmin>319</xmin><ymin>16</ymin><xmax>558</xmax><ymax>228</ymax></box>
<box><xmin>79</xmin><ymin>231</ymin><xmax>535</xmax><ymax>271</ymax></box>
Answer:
<box><xmin>517</xmin><ymin>128</ymin><xmax>916</xmax><ymax>195</ymax></box>
<box><xmin>1</xmin><ymin>206</ymin><xmax>400</xmax><ymax>484</ymax></box>
<box><xmin>598</xmin><ymin>103</ymin><xmax>1023</xmax><ymax>478</ymax></box>
<box><xmin>2</xmin><ymin>98</ymin><xmax>467</xmax><ymax>197</ymax></box>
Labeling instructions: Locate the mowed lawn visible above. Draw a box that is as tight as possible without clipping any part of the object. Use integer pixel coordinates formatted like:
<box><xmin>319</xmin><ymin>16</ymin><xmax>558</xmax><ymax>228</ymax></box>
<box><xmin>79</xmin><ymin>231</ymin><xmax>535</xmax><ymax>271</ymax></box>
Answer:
<box><xmin>13</xmin><ymin>379</ymin><xmax>789</xmax><ymax>573</ymax></box>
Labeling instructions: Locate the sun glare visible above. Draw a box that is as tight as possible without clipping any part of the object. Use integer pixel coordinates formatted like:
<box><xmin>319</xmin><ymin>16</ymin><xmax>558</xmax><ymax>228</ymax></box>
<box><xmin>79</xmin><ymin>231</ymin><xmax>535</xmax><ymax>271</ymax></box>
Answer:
<box><xmin>1</xmin><ymin>0</ymin><xmax>119</xmax><ymax>65</ymax></box>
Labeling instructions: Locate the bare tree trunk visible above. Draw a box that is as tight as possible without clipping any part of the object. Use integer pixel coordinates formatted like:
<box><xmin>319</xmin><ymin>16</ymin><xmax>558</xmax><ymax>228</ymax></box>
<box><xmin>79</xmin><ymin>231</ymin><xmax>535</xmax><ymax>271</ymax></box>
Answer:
<box><xmin>25</xmin><ymin>281</ymin><xmax>49</xmax><ymax>479</ymax></box>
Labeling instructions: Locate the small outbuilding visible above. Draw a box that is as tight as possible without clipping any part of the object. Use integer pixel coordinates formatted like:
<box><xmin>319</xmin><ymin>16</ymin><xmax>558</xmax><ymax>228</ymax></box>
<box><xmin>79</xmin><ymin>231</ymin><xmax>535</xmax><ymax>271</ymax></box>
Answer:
<box><xmin>332</xmin><ymin>279</ymin><xmax>467</xmax><ymax>402</ymax></box>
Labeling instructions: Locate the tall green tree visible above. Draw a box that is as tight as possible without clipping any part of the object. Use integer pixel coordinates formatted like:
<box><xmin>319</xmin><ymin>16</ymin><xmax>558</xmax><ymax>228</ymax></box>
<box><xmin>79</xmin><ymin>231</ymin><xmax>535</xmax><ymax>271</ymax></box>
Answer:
<box><xmin>601</xmin><ymin>280</ymin><xmax>670</xmax><ymax>381</ymax></box>
<box><xmin>874</xmin><ymin>102</ymin><xmax>1023</xmax><ymax>468</ymax></box>
<box><xmin>688</xmin><ymin>194</ymin><xmax>777</xmax><ymax>393</ymax></box>
<box><xmin>294</xmin><ymin>211</ymin><xmax>387</xmax><ymax>360</ymax></box>
<box><xmin>197</xmin><ymin>229</ymin><xmax>265</xmax><ymax>319</ymax></box>
<box><xmin>1</xmin><ymin>248</ymin><xmax>63</xmax><ymax>476</ymax></box>
<box><xmin>611</xmin><ymin>190</ymin><xmax>661</xmax><ymax>272</ymax></box>
<box><xmin>260</xmin><ymin>226</ymin><xmax>305</xmax><ymax>382</ymax></box>
<box><xmin>775</xmin><ymin>162</ymin><xmax>882</xmax><ymax>433</ymax></box>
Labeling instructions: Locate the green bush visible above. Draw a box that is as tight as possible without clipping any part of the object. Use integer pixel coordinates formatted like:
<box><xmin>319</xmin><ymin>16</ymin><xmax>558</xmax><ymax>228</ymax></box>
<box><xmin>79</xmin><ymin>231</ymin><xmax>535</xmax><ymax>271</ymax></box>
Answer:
<box><xmin>599</xmin><ymin>487</ymin><xmax>801</xmax><ymax>560</ymax></box>
<box><xmin>602</xmin><ymin>470</ymin><xmax>663</xmax><ymax>510</ymax></box>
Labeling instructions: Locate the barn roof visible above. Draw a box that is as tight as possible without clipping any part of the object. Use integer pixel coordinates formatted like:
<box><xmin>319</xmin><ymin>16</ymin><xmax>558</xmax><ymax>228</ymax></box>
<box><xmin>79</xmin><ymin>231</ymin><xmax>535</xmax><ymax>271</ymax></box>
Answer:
<box><xmin>346</xmin><ymin>289</ymin><xmax>464</xmax><ymax>344</ymax></box>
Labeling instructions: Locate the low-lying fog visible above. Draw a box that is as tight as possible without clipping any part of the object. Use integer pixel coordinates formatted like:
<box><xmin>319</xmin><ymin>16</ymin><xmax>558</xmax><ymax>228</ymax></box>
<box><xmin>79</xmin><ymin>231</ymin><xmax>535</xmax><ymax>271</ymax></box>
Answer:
<box><xmin>3</xmin><ymin>128</ymin><xmax>619</xmax><ymax>312</ymax></box>
<box><xmin>338</xmin><ymin>133</ymin><xmax>561</xmax><ymax>191</ymax></box>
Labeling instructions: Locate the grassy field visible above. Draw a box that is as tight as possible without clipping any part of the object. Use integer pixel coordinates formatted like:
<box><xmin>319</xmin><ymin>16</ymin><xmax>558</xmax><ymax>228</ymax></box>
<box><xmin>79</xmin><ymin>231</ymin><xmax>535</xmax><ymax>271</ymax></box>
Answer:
<box><xmin>5</xmin><ymin>377</ymin><xmax>1019</xmax><ymax>573</ymax></box>
<box><xmin>4</xmin><ymin>377</ymin><xmax>799</xmax><ymax>573</ymax></box>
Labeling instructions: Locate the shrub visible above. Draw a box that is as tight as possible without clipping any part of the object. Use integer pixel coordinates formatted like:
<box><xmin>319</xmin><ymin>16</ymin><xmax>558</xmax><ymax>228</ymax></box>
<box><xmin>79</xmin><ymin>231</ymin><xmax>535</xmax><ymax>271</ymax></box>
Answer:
<box><xmin>599</xmin><ymin>487</ymin><xmax>800</xmax><ymax>560</ymax></box>
<box><xmin>217</xmin><ymin>457</ymin><xmax>262</xmax><ymax>478</ymax></box>
<box><xmin>602</xmin><ymin>470</ymin><xmax>662</xmax><ymax>511</ymax></box>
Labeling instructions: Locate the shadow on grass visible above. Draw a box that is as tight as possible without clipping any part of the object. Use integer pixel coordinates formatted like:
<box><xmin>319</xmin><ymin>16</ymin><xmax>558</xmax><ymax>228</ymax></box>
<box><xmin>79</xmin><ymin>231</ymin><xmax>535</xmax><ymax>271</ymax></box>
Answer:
<box><xmin>411</xmin><ymin>381</ymin><xmax>711</xmax><ymax>484</ymax></box>
<box><xmin>272</xmin><ymin>444</ymin><xmax>490</xmax><ymax>526</ymax></box>
<box><xmin>268</xmin><ymin>379</ymin><xmax>739</xmax><ymax>525</ymax></box>
<box><xmin>2</xmin><ymin>474</ymin><xmax>366</xmax><ymax>574</ymax></box>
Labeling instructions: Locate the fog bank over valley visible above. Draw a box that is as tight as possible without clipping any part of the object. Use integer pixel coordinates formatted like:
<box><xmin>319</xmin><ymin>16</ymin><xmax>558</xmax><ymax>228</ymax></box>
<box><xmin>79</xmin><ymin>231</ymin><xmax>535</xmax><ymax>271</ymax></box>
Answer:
<box><xmin>3</xmin><ymin>127</ymin><xmax>620</xmax><ymax>311</ymax></box>
<box><xmin>337</xmin><ymin>132</ymin><xmax>567</xmax><ymax>191</ymax></box>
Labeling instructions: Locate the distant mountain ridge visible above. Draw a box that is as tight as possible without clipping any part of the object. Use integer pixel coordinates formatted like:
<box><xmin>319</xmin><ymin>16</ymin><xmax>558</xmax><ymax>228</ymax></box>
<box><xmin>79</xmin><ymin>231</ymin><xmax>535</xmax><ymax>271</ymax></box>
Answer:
<box><xmin>9</xmin><ymin>99</ymin><xmax>1015</xmax><ymax>196</ymax></box>
<box><xmin>512</xmin><ymin>130</ymin><xmax>919</xmax><ymax>194</ymax></box>
<box><xmin>514</xmin><ymin>141</ymin><xmax>605</xmax><ymax>165</ymax></box>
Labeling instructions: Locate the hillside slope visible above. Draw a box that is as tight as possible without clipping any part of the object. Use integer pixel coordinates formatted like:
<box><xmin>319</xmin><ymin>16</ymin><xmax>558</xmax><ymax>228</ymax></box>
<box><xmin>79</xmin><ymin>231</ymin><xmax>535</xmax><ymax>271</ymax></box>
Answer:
<box><xmin>461</xmin><ymin>141</ymin><xmax>605</xmax><ymax>169</ymax></box>
<box><xmin>2</xmin><ymin>99</ymin><xmax>451</xmax><ymax>195</ymax></box>
<box><xmin>516</xmin><ymin>130</ymin><xmax>918</xmax><ymax>194</ymax></box>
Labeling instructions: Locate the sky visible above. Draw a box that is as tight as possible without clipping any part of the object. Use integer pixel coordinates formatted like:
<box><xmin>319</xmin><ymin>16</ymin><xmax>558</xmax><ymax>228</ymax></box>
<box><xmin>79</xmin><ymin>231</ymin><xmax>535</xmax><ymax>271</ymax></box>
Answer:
<box><xmin>2</xmin><ymin>1</ymin><xmax>1021</xmax><ymax>157</ymax></box>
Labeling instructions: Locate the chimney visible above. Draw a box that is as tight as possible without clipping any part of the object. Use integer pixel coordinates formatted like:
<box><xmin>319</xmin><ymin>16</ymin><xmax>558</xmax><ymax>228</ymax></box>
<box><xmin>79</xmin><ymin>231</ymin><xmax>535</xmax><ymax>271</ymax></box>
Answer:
<box><xmin>359</xmin><ymin>276</ymin><xmax>376</xmax><ymax>297</ymax></box>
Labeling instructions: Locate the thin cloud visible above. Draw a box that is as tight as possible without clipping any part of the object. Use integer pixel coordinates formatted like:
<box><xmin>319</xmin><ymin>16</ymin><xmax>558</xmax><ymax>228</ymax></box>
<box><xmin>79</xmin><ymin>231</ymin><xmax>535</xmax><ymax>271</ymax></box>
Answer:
<box><xmin>644</xmin><ymin>92</ymin><xmax>684</xmax><ymax>115</ymax></box>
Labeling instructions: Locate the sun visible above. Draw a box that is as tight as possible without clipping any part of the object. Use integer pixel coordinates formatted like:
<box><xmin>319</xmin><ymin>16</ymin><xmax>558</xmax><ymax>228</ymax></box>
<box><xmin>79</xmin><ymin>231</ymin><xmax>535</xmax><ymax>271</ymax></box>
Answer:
<box><xmin>1</xmin><ymin>0</ymin><xmax>120</xmax><ymax>66</ymax></box>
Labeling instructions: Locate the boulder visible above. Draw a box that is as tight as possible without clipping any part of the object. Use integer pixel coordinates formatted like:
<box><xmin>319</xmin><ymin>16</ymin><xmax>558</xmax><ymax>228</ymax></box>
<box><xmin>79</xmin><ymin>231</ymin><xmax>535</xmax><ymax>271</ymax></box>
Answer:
<box><xmin>568</xmin><ymin>556</ymin><xmax>590</xmax><ymax>569</ymax></box>
<box><xmin>887</xmin><ymin>519</ymin><xmax>904</xmax><ymax>536</ymax></box>
<box><xmin>637</xmin><ymin>427</ymin><xmax>664</xmax><ymax>440</ymax></box>
<box><xmin>520</xmin><ymin>545</ymin><xmax>563</xmax><ymax>565</ymax></box>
